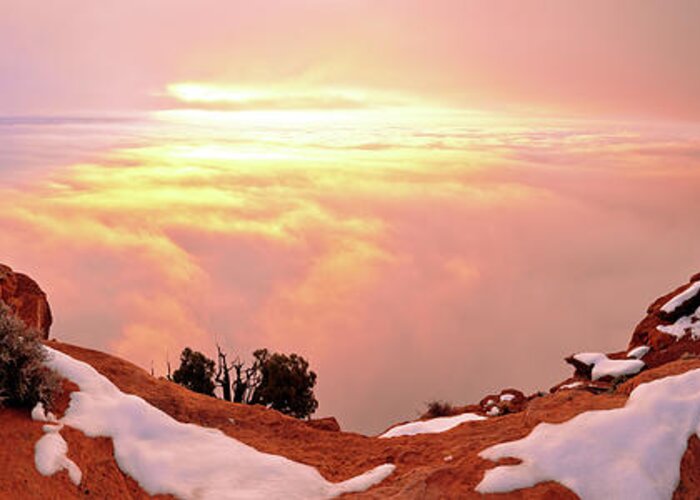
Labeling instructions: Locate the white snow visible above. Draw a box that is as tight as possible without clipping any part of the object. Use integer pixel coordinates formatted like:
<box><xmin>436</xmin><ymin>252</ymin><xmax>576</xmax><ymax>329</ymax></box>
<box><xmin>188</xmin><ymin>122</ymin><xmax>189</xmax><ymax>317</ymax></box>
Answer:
<box><xmin>559</xmin><ymin>381</ymin><xmax>583</xmax><ymax>390</ymax></box>
<box><xmin>500</xmin><ymin>394</ymin><xmax>516</xmax><ymax>402</ymax></box>
<box><xmin>573</xmin><ymin>352</ymin><xmax>644</xmax><ymax>380</ymax></box>
<box><xmin>486</xmin><ymin>407</ymin><xmax>500</xmax><ymax>416</ymax></box>
<box><xmin>379</xmin><ymin>412</ymin><xmax>485</xmax><ymax>438</ymax></box>
<box><xmin>661</xmin><ymin>282</ymin><xmax>700</xmax><ymax>314</ymax></box>
<box><xmin>627</xmin><ymin>345</ymin><xmax>651</xmax><ymax>359</ymax></box>
<box><xmin>484</xmin><ymin>399</ymin><xmax>496</xmax><ymax>407</ymax></box>
<box><xmin>657</xmin><ymin>305</ymin><xmax>700</xmax><ymax>340</ymax></box>
<box><xmin>42</xmin><ymin>347</ymin><xmax>394</xmax><ymax>499</ymax></box>
<box><xmin>34</xmin><ymin>425</ymin><xmax>82</xmax><ymax>485</ymax></box>
<box><xmin>31</xmin><ymin>402</ymin><xmax>58</xmax><ymax>423</ymax></box>
<box><xmin>476</xmin><ymin>367</ymin><xmax>700</xmax><ymax>499</ymax></box>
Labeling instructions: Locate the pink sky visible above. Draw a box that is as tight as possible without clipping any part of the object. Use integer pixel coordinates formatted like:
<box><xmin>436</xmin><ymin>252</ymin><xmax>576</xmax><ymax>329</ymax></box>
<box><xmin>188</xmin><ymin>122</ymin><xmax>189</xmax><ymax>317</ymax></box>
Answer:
<box><xmin>1</xmin><ymin>1</ymin><xmax>699</xmax><ymax>432</ymax></box>
<box><xmin>3</xmin><ymin>0</ymin><xmax>700</xmax><ymax>120</ymax></box>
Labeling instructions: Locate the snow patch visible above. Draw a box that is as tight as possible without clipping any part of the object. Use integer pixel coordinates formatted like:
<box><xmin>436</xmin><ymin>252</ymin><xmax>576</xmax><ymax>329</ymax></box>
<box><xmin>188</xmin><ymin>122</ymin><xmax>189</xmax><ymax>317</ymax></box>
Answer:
<box><xmin>31</xmin><ymin>402</ymin><xmax>58</xmax><ymax>423</ymax></box>
<box><xmin>476</xmin><ymin>367</ymin><xmax>700</xmax><ymax>499</ymax></box>
<box><xmin>657</xmin><ymin>305</ymin><xmax>700</xmax><ymax>340</ymax></box>
<box><xmin>627</xmin><ymin>345</ymin><xmax>650</xmax><ymax>359</ymax></box>
<box><xmin>379</xmin><ymin>412</ymin><xmax>485</xmax><ymax>438</ymax></box>
<box><xmin>559</xmin><ymin>381</ymin><xmax>583</xmax><ymax>390</ymax></box>
<box><xmin>573</xmin><ymin>352</ymin><xmax>644</xmax><ymax>380</ymax></box>
<box><xmin>661</xmin><ymin>282</ymin><xmax>700</xmax><ymax>314</ymax></box>
<box><xmin>43</xmin><ymin>347</ymin><xmax>393</xmax><ymax>499</ymax></box>
<box><xmin>500</xmin><ymin>394</ymin><xmax>515</xmax><ymax>402</ymax></box>
<box><xmin>34</xmin><ymin>429</ymin><xmax>82</xmax><ymax>485</ymax></box>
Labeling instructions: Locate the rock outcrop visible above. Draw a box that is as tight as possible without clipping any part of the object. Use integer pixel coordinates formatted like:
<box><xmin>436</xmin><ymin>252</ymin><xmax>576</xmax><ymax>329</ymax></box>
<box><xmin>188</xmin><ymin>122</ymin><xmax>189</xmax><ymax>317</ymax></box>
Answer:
<box><xmin>546</xmin><ymin>272</ymin><xmax>700</xmax><ymax>395</ymax></box>
<box><xmin>628</xmin><ymin>272</ymin><xmax>700</xmax><ymax>361</ymax></box>
<box><xmin>0</xmin><ymin>264</ymin><xmax>52</xmax><ymax>339</ymax></box>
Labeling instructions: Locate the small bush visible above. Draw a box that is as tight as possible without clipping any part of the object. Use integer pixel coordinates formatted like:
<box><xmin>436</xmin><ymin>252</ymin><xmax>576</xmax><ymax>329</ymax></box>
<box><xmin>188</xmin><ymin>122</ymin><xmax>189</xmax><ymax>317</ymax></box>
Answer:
<box><xmin>172</xmin><ymin>348</ymin><xmax>216</xmax><ymax>396</ymax></box>
<box><xmin>249</xmin><ymin>349</ymin><xmax>319</xmax><ymax>419</ymax></box>
<box><xmin>423</xmin><ymin>400</ymin><xmax>455</xmax><ymax>418</ymax></box>
<box><xmin>0</xmin><ymin>303</ymin><xmax>60</xmax><ymax>410</ymax></box>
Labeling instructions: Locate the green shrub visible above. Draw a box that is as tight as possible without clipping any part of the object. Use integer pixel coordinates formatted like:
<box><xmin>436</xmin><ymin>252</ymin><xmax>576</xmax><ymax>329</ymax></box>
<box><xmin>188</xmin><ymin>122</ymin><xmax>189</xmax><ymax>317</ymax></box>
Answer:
<box><xmin>0</xmin><ymin>303</ymin><xmax>60</xmax><ymax>410</ymax></box>
<box><xmin>172</xmin><ymin>347</ymin><xmax>216</xmax><ymax>396</ymax></box>
<box><xmin>249</xmin><ymin>349</ymin><xmax>318</xmax><ymax>419</ymax></box>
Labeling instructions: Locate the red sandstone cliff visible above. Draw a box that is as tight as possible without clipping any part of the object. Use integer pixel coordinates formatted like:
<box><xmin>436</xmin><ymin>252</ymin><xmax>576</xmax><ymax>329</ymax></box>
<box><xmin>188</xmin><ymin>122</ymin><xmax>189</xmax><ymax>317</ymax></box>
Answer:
<box><xmin>0</xmin><ymin>263</ymin><xmax>52</xmax><ymax>339</ymax></box>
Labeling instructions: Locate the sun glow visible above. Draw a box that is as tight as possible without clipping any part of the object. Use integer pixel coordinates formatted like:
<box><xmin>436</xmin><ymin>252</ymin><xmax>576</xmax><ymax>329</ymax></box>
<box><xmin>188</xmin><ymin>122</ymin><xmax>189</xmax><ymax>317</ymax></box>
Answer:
<box><xmin>164</xmin><ymin>82</ymin><xmax>409</xmax><ymax>111</ymax></box>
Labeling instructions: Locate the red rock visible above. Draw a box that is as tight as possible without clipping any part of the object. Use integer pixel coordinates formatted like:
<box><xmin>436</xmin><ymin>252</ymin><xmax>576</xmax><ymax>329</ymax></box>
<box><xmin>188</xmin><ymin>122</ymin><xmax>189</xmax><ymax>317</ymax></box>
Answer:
<box><xmin>628</xmin><ymin>272</ymin><xmax>700</xmax><ymax>368</ymax></box>
<box><xmin>0</xmin><ymin>263</ymin><xmax>52</xmax><ymax>339</ymax></box>
<box><xmin>305</xmin><ymin>416</ymin><xmax>341</xmax><ymax>432</ymax></box>
<box><xmin>564</xmin><ymin>355</ymin><xmax>594</xmax><ymax>379</ymax></box>
<box><xmin>478</xmin><ymin>388</ymin><xmax>527</xmax><ymax>415</ymax></box>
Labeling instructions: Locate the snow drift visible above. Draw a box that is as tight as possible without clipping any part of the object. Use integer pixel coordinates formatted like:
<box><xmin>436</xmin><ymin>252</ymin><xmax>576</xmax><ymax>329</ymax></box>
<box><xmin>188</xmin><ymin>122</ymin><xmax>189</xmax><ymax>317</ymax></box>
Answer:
<box><xmin>41</xmin><ymin>347</ymin><xmax>394</xmax><ymax>499</ymax></box>
<box><xmin>477</xmin><ymin>366</ymin><xmax>700</xmax><ymax>499</ymax></box>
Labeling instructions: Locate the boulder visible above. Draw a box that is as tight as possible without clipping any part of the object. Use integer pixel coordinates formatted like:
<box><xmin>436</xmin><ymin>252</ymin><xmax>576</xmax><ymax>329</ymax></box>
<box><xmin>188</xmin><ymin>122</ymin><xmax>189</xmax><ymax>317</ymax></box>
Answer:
<box><xmin>304</xmin><ymin>416</ymin><xmax>341</xmax><ymax>432</ymax></box>
<box><xmin>0</xmin><ymin>263</ymin><xmax>52</xmax><ymax>339</ymax></box>
<box><xmin>479</xmin><ymin>388</ymin><xmax>526</xmax><ymax>415</ymax></box>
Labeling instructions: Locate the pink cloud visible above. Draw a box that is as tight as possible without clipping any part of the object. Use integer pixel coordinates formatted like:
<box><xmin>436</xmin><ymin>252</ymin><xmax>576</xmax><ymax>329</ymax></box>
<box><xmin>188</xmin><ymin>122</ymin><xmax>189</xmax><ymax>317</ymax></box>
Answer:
<box><xmin>1</xmin><ymin>117</ymin><xmax>699</xmax><ymax>433</ymax></box>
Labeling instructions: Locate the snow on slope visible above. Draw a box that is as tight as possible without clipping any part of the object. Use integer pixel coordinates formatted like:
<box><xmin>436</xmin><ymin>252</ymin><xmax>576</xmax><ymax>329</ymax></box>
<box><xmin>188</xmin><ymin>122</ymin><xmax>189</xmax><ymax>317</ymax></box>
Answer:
<box><xmin>573</xmin><ymin>352</ymin><xmax>645</xmax><ymax>380</ymax></box>
<box><xmin>379</xmin><ymin>412</ymin><xmax>485</xmax><ymax>438</ymax></box>
<box><xmin>627</xmin><ymin>345</ymin><xmax>650</xmax><ymax>359</ymax></box>
<box><xmin>559</xmin><ymin>381</ymin><xmax>583</xmax><ymax>390</ymax></box>
<box><xmin>42</xmin><ymin>347</ymin><xmax>394</xmax><ymax>499</ymax></box>
<box><xmin>661</xmin><ymin>282</ymin><xmax>700</xmax><ymax>314</ymax></box>
<box><xmin>657</xmin><ymin>305</ymin><xmax>700</xmax><ymax>340</ymax></box>
<box><xmin>34</xmin><ymin>424</ymin><xmax>82</xmax><ymax>486</ymax></box>
<box><xmin>32</xmin><ymin>402</ymin><xmax>82</xmax><ymax>485</ymax></box>
<box><xmin>476</xmin><ymin>367</ymin><xmax>700</xmax><ymax>500</ymax></box>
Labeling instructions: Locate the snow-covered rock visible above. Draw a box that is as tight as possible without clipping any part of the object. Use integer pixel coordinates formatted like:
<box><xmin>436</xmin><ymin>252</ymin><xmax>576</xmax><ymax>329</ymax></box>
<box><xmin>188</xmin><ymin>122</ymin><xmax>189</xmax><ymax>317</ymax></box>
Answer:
<box><xmin>627</xmin><ymin>345</ymin><xmax>651</xmax><ymax>359</ymax></box>
<box><xmin>478</xmin><ymin>389</ymin><xmax>527</xmax><ymax>415</ymax></box>
<box><xmin>657</xmin><ymin>306</ymin><xmax>700</xmax><ymax>340</ymax></box>
<box><xmin>661</xmin><ymin>282</ymin><xmax>700</xmax><ymax>315</ymax></box>
<box><xmin>571</xmin><ymin>352</ymin><xmax>644</xmax><ymax>381</ymax></box>
<box><xmin>630</xmin><ymin>273</ymin><xmax>700</xmax><ymax>353</ymax></box>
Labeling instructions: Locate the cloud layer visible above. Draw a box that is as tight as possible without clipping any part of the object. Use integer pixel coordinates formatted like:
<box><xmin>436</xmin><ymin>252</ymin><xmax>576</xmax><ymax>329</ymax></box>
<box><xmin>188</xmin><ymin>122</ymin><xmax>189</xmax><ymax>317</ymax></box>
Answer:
<box><xmin>2</xmin><ymin>111</ymin><xmax>699</xmax><ymax>432</ymax></box>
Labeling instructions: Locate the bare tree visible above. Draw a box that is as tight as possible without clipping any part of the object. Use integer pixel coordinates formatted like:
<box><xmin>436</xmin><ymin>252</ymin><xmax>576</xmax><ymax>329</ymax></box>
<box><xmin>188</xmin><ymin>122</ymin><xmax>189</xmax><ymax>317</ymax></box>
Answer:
<box><xmin>215</xmin><ymin>344</ymin><xmax>234</xmax><ymax>402</ymax></box>
<box><xmin>231</xmin><ymin>350</ymin><xmax>267</xmax><ymax>404</ymax></box>
<box><xmin>166</xmin><ymin>350</ymin><xmax>172</xmax><ymax>381</ymax></box>
<box><xmin>231</xmin><ymin>358</ymin><xmax>250</xmax><ymax>403</ymax></box>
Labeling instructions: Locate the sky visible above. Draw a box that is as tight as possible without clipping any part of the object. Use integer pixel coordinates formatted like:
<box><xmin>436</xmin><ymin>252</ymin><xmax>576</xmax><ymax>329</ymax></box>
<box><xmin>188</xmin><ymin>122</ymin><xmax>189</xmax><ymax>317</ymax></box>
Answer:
<box><xmin>1</xmin><ymin>1</ymin><xmax>699</xmax><ymax>432</ymax></box>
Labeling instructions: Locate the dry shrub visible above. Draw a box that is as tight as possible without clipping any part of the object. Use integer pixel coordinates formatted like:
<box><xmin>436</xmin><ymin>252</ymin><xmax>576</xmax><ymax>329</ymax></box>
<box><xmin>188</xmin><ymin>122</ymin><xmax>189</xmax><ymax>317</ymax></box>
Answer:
<box><xmin>423</xmin><ymin>400</ymin><xmax>455</xmax><ymax>418</ymax></box>
<box><xmin>0</xmin><ymin>303</ymin><xmax>60</xmax><ymax>410</ymax></box>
